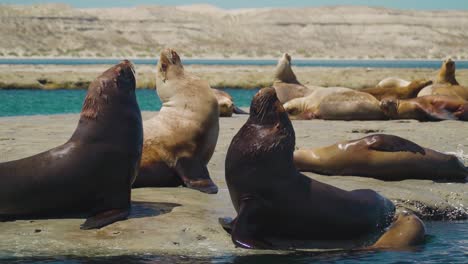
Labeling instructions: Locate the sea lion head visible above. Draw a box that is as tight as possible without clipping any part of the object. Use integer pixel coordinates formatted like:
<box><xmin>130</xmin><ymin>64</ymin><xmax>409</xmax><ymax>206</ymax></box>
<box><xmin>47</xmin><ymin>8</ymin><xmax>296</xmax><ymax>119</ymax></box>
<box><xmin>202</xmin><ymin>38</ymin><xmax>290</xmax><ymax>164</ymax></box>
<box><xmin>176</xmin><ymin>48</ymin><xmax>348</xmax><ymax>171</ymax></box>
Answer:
<box><xmin>156</xmin><ymin>48</ymin><xmax>185</xmax><ymax>102</ymax></box>
<box><xmin>283</xmin><ymin>97</ymin><xmax>316</xmax><ymax>120</ymax></box>
<box><xmin>274</xmin><ymin>53</ymin><xmax>298</xmax><ymax>84</ymax></box>
<box><xmin>380</xmin><ymin>98</ymin><xmax>399</xmax><ymax>119</ymax></box>
<box><xmin>227</xmin><ymin>87</ymin><xmax>296</xmax><ymax>184</ymax></box>
<box><xmin>249</xmin><ymin>87</ymin><xmax>291</xmax><ymax>126</ymax></box>
<box><xmin>438</xmin><ymin>58</ymin><xmax>458</xmax><ymax>85</ymax></box>
<box><xmin>81</xmin><ymin>60</ymin><xmax>136</xmax><ymax>119</ymax></box>
<box><xmin>214</xmin><ymin>89</ymin><xmax>234</xmax><ymax>117</ymax></box>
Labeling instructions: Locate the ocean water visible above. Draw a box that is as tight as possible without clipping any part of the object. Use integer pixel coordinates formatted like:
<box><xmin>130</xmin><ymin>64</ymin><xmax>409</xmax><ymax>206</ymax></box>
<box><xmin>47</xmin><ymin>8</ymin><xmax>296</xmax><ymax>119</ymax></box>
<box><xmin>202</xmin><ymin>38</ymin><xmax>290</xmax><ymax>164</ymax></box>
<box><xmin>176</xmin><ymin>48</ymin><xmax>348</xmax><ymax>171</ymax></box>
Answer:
<box><xmin>1</xmin><ymin>59</ymin><xmax>468</xmax><ymax>69</ymax></box>
<box><xmin>0</xmin><ymin>221</ymin><xmax>466</xmax><ymax>263</ymax></box>
<box><xmin>0</xmin><ymin>89</ymin><xmax>258</xmax><ymax>117</ymax></box>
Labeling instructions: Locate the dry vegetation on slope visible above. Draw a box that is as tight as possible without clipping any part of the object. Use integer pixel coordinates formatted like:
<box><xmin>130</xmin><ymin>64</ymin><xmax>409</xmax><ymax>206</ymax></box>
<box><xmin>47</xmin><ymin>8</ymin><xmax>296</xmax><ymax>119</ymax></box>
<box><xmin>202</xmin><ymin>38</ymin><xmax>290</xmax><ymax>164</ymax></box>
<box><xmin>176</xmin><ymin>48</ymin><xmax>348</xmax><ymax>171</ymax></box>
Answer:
<box><xmin>1</xmin><ymin>4</ymin><xmax>468</xmax><ymax>59</ymax></box>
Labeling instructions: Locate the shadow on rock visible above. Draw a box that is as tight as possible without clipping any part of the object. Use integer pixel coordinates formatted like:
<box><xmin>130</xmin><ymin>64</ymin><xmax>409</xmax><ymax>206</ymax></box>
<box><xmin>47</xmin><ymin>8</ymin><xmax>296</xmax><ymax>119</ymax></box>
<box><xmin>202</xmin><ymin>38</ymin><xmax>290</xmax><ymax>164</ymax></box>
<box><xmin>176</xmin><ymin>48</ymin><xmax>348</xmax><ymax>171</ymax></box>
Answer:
<box><xmin>129</xmin><ymin>201</ymin><xmax>181</xmax><ymax>219</ymax></box>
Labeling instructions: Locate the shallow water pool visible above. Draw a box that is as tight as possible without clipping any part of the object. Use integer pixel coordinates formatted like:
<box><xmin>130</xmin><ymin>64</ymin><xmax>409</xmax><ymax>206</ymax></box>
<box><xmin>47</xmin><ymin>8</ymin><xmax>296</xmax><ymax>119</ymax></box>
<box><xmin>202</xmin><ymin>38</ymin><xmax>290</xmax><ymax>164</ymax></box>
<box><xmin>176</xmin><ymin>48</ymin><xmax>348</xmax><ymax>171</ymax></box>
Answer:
<box><xmin>1</xmin><ymin>221</ymin><xmax>466</xmax><ymax>264</ymax></box>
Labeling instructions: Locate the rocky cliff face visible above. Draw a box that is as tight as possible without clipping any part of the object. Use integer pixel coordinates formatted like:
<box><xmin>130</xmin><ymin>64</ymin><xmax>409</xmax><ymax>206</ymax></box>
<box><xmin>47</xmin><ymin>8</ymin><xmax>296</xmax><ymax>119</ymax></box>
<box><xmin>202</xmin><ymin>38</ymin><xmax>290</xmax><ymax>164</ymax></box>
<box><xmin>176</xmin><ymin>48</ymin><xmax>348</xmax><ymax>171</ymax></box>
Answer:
<box><xmin>1</xmin><ymin>4</ymin><xmax>467</xmax><ymax>59</ymax></box>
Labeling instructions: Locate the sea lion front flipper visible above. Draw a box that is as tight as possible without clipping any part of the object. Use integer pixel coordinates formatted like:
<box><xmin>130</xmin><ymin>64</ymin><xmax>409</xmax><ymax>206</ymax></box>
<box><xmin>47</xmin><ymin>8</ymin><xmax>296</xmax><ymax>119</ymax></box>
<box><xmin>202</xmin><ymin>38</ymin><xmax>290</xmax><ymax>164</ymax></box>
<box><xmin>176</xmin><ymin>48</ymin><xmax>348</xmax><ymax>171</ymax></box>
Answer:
<box><xmin>231</xmin><ymin>198</ymin><xmax>272</xmax><ymax>249</ymax></box>
<box><xmin>366</xmin><ymin>134</ymin><xmax>425</xmax><ymax>154</ymax></box>
<box><xmin>81</xmin><ymin>209</ymin><xmax>130</xmax><ymax>230</ymax></box>
<box><xmin>175</xmin><ymin>157</ymin><xmax>218</xmax><ymax>194</ymax></box>
<box><xmin>424</xmin><ymin>109</ymin><xmax>457</xmax><ymax>121</ymax></box>
<box><xmin>233</xmin><ymin>106</ymin><xmax>249</xmax><ymax>115</ymax></box>
<box><xmin>218</xmin><ymin>217</ymin><xmax>235</xmax><ymax>233</ymax></box>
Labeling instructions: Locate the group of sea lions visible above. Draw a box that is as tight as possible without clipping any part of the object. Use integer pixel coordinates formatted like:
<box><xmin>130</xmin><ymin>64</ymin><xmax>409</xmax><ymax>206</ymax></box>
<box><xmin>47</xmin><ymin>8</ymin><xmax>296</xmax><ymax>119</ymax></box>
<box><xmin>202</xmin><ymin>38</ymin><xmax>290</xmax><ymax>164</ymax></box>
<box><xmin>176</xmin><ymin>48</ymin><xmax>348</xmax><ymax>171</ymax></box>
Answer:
<box><xmin>0</xmin><ymin>49</ymin><xmax>466</xmax><ymax>252</ymax></box>
<box><xmin>278</xmin><ymin>55</ymin><xmax>468</xmax><ymax>121</ymax></box>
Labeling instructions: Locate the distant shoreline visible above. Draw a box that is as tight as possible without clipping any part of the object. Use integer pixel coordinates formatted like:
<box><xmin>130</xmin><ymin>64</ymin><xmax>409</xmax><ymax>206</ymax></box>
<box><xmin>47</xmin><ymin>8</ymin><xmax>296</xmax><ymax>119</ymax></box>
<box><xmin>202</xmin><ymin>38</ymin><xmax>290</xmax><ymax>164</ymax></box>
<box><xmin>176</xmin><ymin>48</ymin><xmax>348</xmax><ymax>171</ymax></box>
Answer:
<box><xmin>1</xmin><ymin>64</ymin><xmax>467</xmax><ymax>90</ymax></box>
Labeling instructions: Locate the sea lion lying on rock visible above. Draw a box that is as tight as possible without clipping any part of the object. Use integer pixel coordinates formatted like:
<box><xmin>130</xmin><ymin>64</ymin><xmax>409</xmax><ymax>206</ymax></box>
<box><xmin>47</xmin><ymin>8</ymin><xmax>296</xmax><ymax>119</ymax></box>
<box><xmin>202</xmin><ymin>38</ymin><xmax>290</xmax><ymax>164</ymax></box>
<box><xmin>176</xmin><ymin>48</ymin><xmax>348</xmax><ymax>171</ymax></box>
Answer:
<box><xmin>380</xmin><ymin>95</ymin><xmax>468</xmax><ymax>121</ymax></box>
<box><xmin>283</xmin><ymin>87</ymin><xmax>387</xmax><ymax>120</ymax></box>
<box><xmin>361</xmin><ymin>77</ymin><xmax>432</xmax><ymax>100</ymax></box>
<box><xmin>294</xmin><ymin>134</ymin><xmax>467</xmax><ymax>182</ymax></box>
<box><xmin>212</xmin><ymin>89</ymin><xmax>248</xmax><ymax>117</ymax></box>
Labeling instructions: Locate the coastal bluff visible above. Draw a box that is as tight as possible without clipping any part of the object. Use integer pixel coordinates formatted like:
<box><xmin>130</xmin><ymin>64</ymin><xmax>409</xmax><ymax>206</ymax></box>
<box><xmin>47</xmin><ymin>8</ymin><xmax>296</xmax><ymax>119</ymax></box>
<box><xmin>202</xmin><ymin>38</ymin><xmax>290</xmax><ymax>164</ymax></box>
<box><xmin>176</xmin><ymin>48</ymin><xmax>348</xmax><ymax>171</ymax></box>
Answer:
<box><xmin>0</xmin><ymin>113</ymin><xmax>466</xmax><ymax>257</ymax></box>
<box><xmin>1</xmin><ymin>4</ymin><xmax>468</xmax><ymax>59</ymax></box>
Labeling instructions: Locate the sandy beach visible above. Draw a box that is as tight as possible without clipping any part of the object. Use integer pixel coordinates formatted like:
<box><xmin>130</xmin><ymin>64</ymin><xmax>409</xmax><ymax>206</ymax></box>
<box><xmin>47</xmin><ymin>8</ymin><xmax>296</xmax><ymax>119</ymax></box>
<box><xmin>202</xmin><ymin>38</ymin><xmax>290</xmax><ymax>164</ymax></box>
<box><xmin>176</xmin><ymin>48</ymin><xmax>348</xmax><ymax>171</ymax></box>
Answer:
<box><xmin>1</xmin><ymin>64</ymin><xmax>468</xmax><ymax>90</ymax></box>
<box><xmin>0</xmin><ymin>112</ymin><xmax>466</xmax><ymax>257</ymax></box>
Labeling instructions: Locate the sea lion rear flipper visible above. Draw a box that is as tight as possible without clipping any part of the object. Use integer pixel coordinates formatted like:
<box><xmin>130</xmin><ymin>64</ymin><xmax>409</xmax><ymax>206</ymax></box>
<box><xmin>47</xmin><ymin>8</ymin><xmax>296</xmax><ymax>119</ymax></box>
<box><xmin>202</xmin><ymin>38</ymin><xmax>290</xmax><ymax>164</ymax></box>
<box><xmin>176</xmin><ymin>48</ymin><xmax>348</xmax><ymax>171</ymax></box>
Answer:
<box><xmin>175</xmin><ymin>157</ymin><xmax>218</xmax><ymax>194</ymax></box>
<box><xmin>231</xmin><ymin>198</ymin><xmax>273</xmax><ymax>249</ymax></box>
<box><xmin>81</xmin><ymin>209</ymin><xmax>130</xmax><ymax>230</ymax></box>
<box><xmin>233</xmin><ymin>106</ymin><xmax>249</xmax><ymax>115</ymax></box>
<box><xmin>366</xmin><ymin>134</ymin><xmax>425</xmax><ymax>154</ymax></box>
<box><xmin>424</xmin><ymin>109</ymin><xmax>457</xmax><ymax>121</ymax></box>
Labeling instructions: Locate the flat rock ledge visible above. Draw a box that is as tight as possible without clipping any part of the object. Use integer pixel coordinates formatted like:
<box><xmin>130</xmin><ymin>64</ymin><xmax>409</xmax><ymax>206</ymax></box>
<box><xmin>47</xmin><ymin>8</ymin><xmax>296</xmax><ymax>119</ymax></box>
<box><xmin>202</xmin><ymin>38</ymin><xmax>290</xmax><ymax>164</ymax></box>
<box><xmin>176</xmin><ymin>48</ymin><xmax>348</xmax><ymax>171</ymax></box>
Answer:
<box><xmin>0</xmin><ymin>113</ymin><xmax>466</xmax><ymax>257</ymax></box>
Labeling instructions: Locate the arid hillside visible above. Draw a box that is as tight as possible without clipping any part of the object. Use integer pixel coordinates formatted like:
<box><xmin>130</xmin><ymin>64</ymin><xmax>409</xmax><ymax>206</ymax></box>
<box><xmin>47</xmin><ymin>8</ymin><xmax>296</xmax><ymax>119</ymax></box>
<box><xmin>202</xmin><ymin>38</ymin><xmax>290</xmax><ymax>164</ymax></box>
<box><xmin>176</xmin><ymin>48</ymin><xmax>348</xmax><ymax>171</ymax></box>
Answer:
<box><xmin>1</xmin><ymin>4</ymin><xmax>467</xmax><ymax>59</ymax></box>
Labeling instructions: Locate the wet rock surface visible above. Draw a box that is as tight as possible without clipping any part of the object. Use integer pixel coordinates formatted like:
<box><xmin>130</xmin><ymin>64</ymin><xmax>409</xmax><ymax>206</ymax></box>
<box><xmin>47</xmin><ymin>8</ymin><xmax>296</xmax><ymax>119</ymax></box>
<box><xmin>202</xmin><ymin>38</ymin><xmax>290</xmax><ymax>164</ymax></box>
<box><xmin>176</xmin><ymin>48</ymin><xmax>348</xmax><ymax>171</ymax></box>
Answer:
<box><xmin>0</xmin><ymin>113</ymin><xmax>466</xmax><ymax>257</ymax></box>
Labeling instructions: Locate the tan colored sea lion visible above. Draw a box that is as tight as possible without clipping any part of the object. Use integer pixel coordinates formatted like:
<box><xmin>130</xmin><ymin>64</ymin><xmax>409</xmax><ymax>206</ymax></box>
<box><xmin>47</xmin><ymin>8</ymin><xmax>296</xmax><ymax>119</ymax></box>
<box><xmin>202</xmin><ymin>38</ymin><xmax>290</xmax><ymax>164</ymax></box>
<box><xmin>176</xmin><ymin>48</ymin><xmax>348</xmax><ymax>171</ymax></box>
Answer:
<box><xmin>380</xmin><ymin>95</ymin><xmax>468</xmax><ymax>121</ymax></box>
<box><xmin>132</xmin><ymin>49</ymin><xmax>219</xmax><ymax>194</ymax></box>
<box><xmin>283</xmin><ymin>87</ymin><xmax>387</xmax><ymax>120</ymax></box>
<box><xmin>272</xmin><ymin>53</ymin><xmax>317</xmax><ymax>103</ymax></box>
<box><xmin>212</xmin><ymin>89</ymin><xmax>248</xmax><ymax>117</ymax></box>
<box><xmin>370</xmin><ymin>211</ymin><xmax>426</xmax><ymax>249</ymax></box>
<box><xmin>294</xmin><ymin>134</ymin><xmax>467</xmax><ymax>182</ymax></box>
<box><xmin>0</xmin><ymin>61</ymin><xmax>143</xmax><ymax>229</ymax></box>
<box><xmin>418</xmin><ymin>58</ymin><xmax>467</xmax><ymax>99</ymax></box>
<box><xmin>361</xmin><ymin>77</ymin><xmax>432</xmax><ymax>100</ymax></box>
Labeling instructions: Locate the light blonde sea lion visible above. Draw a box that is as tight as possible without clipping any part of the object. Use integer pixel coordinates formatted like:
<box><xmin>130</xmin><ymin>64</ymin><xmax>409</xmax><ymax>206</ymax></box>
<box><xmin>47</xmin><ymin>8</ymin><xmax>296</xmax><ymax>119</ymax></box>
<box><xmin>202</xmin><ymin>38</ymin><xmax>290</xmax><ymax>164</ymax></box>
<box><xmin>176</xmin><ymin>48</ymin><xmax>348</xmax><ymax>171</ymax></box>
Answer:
<box><xmin>283</xmin><ymin>87</ymin><xmax>387</xmax><ymax>120</ymax></box>
<box><xmin>361</xmin><ymin>77</ymin><xmax>432</xmax><ymax>100</ymax></box>
<box><xmin>212</xmin><ymin>89</ymin><xmax>248</xmax><ymax>117</ymax></box>
<box><xmin>132</xmin><ymin>49</ymin><xmax>219</xmax><ymax>194</ymax></box>
<box><xmin>272</xmin><ymin>53</ymin><xmax>317</xmax><ymax>103</ymax></box>
<box><xmin>380</xmin><ymin>95</ymin><xmax>468</xmax><ymax>121</ymax></box>
<box><xmin>418</xmin><ymin>58</ymin><xmax>467</xmax><ymax>98</ymax></box>
<box><xmin>294</xmin><ymin>134</ymin><xmax>468</xmax><ymax>182</ymax></box>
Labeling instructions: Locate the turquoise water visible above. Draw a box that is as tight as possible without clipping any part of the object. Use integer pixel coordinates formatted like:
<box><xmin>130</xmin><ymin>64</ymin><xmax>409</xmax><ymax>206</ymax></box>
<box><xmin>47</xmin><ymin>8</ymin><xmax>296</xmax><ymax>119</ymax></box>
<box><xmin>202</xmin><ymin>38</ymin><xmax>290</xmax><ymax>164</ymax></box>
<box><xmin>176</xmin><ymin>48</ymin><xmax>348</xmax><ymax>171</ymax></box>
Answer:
<box><xmin>1</xmin><ymin>221</ymin><xmax>466</xmax><ymax>263</ymax></box>
<box><xmin>0</xmin><ymin>89</ymin><xmax>258</xmax><ymax>117</ymax></box>
<box><xmin>1</xmin><ymin>59</ymin><xmax>468</xmax><ymax>69</ymax></box>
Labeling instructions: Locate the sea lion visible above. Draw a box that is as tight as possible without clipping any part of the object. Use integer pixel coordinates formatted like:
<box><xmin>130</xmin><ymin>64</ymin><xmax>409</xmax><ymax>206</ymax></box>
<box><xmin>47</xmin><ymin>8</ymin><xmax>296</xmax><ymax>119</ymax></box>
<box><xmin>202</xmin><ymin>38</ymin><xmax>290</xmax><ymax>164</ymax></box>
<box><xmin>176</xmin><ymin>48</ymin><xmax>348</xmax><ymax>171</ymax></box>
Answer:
<box><xmin>283</xmin><ymin>87</ymin><xmax>387</xmax><ymax>120</ymax></box>
<box><xmin>212</xmin><ymin>89</ymin><xmax>248</xmax><ymax>117</ymax></box>
<box><xmin>272</xmin><ymin>53</ymin><xmax>317</xmax><ymax>103</ymax></box>
<box><xmin>418</xmin><ymin>58</ymin><xmax>468</xmax><ymax>99</ymax></box>
<box><xmin>294</xmin><ymin>134</ymin><xmax>468</xmax><ymax>182</ymax></box>
<box><xmin>380</xmin><ymin>95</ymin><xmax>468</xmax><ymax>121</ymax></box>
<box><xmin>361</xmin><ymin>78</ymin><xmax>432</xmax><ymax>100</ymax></box>
<box><xmin>219</xmin><ymin>87</ymin><xmax>395</xmax><ymax>249</ymax></box>
<box><xmin>370</xmin><ymin>211</ymin><xmax>426</xmax><ymax>250</ymax></box>
<box><xmin>0</xmin><ymin>61</ymin><xmax>143</xmax><ymax>229</ymax></box>
<box><xmin>132</xmin><ymin>49</ymin><xmax>219</xmax><ymax>194</ymax></box>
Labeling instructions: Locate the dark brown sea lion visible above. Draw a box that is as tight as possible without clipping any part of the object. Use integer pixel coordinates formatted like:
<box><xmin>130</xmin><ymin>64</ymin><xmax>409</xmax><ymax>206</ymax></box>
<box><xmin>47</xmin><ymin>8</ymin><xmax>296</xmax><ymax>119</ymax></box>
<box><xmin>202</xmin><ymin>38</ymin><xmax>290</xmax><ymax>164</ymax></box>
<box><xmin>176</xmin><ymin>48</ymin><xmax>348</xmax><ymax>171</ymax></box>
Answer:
<box><xmin>219</xmin><ymin>87</ymin><xmax>395</xmax><ymax>249</ymax></box>
<box><xmin>361</xmin><ymin>78</ymin><xmax>432</xmax><ymax>100</ymax></box>
<box><xmin>132</xmin><ymin>49</ymin><xmax>219</xmax><ymax>194</ymax></box>
<box><xmin>294</xmin><ymin>134</ymin><xmax>467</xmax><ymax>182</ymax></box>
<box><xmin>380</xmin><ymin>95</ymin><xmax>468</xmax><ymax>121</ymax></box>
<box><xmin>272</xmin><ymin>53</ymin><xmax>317</xmax><ymax>103</ymax></box>
<box><xmin>212</xmin><ymin>89</ymin><xmax>248</xmax><ymax>117</ymax></box>
<box><xmin>0</xmin><ymin>61</ymin><xmax>143</xmax><ymax>229</ymax></box>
